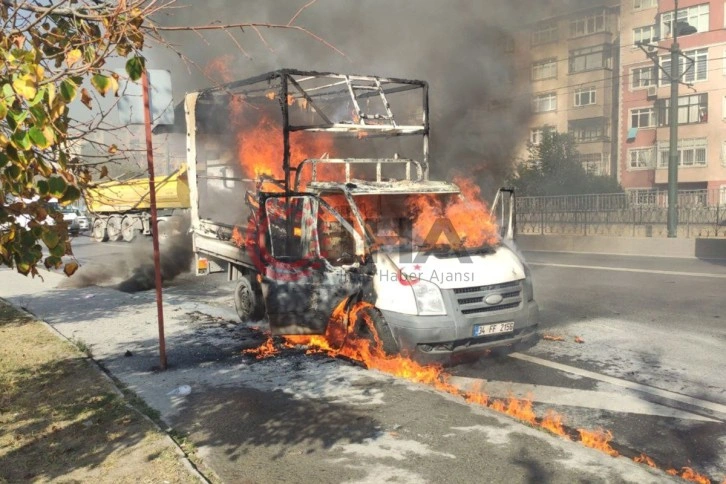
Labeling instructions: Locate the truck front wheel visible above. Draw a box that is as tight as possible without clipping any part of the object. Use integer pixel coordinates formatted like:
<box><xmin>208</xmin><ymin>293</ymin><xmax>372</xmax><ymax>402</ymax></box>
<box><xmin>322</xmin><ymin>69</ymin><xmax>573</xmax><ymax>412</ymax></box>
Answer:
<box><xmin>352</xmin><ymin>306</ymin><xmax>398</xmax><ymax>356</ymax></box>
<box><xmin>234</xmin><ymin>277</ymin><xmax>266</xmax><ymax>323</ymax></box>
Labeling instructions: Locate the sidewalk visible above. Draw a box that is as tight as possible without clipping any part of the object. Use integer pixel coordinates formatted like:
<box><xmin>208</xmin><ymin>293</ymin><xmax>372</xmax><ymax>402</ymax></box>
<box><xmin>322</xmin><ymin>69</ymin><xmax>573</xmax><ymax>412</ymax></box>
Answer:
<box><xmin>0</xmin><ymin>268</ymin><xmax>676</xmax><ymax>483</ymax></box>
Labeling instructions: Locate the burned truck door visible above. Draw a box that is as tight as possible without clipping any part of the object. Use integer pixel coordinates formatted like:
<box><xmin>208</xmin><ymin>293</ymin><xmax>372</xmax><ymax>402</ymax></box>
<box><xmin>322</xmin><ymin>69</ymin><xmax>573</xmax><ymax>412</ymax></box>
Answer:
<box><xmin>491</xmin><ymin>187</ymin><xmax>516</xmax><ymax>241</ymax></box>
<box><xmin>258</xmin><ymin>193</ymin><xmax>367</xmax><ymax>335</ymax></box>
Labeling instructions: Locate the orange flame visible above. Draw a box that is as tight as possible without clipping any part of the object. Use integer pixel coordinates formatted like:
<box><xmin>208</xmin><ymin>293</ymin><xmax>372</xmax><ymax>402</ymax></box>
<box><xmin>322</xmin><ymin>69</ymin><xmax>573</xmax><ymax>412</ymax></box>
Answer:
<box><xmin>243</xmin><ymin>335</ymin><xmax>279</xmax><ymax>359</ymax></box>
<box><xmin>232</xmin><ymin>110</ymin><xmax>341</xmax><ymax>184</ymax></box>
<box><xmin>541</xmin><ymin>410</ymin><xmax>568</xmax><ymax>437</ymax></box>
<box><xmin>679</xmin><ymin>467</ymin><xmax>711</xmax><ymax>484</ymax></box>
<box><xmin>231</xmin><ymin>227</ymin><xmax>245</xmax><ymax>248</ymax></box>
<box><xmin>406</xmin><ymin>176</ymin><xmax>499</xmax><ymax>249</ymax></box>
<box><xmin>204</xmin><ymin>55</ymin><xmax>235</xmax><ymax>84</ymax></box>
<box><xmin>634</xmin><ymin>453</ymin><xmax>657</xmax><ymax>468</ymax></box>
<box><xmin>577</xmin><ymin>428</ymin><xmax>619</xmax><ymax>457</ymax></box>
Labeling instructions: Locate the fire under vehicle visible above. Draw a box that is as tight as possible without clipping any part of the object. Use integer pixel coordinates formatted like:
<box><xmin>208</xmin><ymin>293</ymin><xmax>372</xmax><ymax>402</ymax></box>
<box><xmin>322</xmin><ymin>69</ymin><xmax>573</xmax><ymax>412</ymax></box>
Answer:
<box><xmin>86</xmin><ymin>165</ymin><xmax>190</xmax><ymax>242</ymax></box>
<box><xmin>186</xmin><ymin>69</ymin><xmax>539</xmax><ymax>362</ymax></box>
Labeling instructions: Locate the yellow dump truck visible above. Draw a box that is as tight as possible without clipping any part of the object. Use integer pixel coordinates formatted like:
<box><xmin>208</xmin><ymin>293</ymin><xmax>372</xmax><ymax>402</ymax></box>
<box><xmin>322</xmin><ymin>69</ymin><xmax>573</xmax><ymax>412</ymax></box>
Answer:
<box><xmin>85</xmin><ymin>164</ymin><xmax>190</xmax><ymax>242</ymax></box>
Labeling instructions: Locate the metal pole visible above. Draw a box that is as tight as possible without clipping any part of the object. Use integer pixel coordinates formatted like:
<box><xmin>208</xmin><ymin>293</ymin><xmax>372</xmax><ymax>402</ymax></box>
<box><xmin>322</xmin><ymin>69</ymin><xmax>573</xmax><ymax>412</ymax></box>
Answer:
<box><xmin>667</xmin><ymin>0</ymin><xmax>680</xmax><ymax>237</ymax></box>
<box><xmin>142</xmin><ymin>70</ymin><xmax>167</xmax><ymax>370</ymax></box>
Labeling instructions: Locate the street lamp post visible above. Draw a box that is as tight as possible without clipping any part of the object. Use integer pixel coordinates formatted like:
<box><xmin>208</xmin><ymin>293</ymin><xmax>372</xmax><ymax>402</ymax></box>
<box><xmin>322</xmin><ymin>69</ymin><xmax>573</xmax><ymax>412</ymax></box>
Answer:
<box><xmin>667</xmin><ymin>0</ymin><xmax>679</xmax><ymax>238</ymax></box>
<box><xmin>637</xmin><ymin>0</ymin><xmax>692</xmax><ymax>237</ymax></box>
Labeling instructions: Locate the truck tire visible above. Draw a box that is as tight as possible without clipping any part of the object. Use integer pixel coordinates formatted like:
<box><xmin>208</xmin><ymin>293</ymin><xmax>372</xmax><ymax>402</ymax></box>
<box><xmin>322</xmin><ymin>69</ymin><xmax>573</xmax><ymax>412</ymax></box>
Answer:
<box><xmin>121</xmin><ymin>215</ymin><xmax>140</xmax><ymax>242</ymax></box>
<box><xmin>106</xmin><ymin>215</ymin><xmax>122</xmax><ymax>242</ymax></box>
<box><xmin>234</xmin><ymin>277</ymin><xmax>266</xmax><ymax>323</ymax></box>
<box><xmin>91</xmin><ymin>218</ymin><xmax>108</xmax><ymax>242</ymax></box>
<box><xmin>353</xmin><ymin>306</ymin><xmax>398</xmax><ymax>356</ymax></box>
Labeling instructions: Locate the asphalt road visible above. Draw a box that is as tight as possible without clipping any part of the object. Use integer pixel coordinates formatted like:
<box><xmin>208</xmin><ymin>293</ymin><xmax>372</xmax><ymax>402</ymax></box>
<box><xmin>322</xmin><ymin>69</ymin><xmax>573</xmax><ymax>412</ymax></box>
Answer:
<box><xmin>452</xmin><ymin>250</ymin><xmax>726</xmax><ymax>478</ymax></box>
<box><xmin>47</xmin><ymin>236</ymin><xmax>726</xmax><ymax>480</ymax></box>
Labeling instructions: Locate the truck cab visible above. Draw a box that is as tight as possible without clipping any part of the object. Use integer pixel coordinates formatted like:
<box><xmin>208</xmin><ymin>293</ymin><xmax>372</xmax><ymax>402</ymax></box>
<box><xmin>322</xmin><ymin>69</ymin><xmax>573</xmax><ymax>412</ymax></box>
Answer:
<box><xmin>255</xmin><ymin>174</ymin><xmax>538</xmax><ymax>362</ymax></box>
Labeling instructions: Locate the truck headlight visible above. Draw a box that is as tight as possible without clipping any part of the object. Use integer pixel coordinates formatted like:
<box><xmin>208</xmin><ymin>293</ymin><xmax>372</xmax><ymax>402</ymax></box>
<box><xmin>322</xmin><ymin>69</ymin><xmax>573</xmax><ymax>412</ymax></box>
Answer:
<box><xmin>522</xmin><ymin>264</ymin><xmax>534</xmax><ymax>302</ymax></box>
<box><xmin>412</xmin><ymin>279</ymin><xmax>446</xmax><ymax>316</ymax></box>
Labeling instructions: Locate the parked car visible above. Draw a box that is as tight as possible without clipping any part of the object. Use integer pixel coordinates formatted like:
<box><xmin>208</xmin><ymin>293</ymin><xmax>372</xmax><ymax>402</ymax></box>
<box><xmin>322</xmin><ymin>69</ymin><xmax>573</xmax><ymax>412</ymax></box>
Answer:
<box><xmin>60</xmin><ymin>207</ymin><xmax>90</xmax><ymax>234</ymax></box>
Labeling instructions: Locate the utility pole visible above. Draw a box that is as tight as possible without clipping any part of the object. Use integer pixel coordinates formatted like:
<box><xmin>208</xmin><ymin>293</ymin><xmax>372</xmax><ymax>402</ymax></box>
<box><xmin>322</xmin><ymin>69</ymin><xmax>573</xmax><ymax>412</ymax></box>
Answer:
<box><xmin>637</xmin><ymin>0</ymin><xmax>693</xmax><ymax>238</ymax></box>
<box><xmin>667</xmin><ymin>0</ymin><xmax>680</xmax><ymax>238</ymax></box>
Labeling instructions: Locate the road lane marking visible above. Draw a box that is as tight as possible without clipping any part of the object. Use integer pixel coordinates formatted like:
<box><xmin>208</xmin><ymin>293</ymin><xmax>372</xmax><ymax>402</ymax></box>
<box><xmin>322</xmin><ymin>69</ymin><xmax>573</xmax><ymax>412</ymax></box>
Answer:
<box><xmin>448</xmin><ymin>376</ymin><xmax>717</xmax><ymax>422</ymax></box>
<box><xmin>510</xmin><ymin>352</ymin><xmax>726</xmax><ymax>417</ymax></box>
<box><xmin>528</xmin><ymin>262</ymin><xmax>726</xmax><ymax>279</ymax></box>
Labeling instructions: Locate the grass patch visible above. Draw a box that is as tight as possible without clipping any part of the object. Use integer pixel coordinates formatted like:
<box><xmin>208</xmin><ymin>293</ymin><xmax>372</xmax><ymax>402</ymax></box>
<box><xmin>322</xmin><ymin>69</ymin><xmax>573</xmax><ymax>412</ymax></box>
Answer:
<box><xmin>0</xmin><ymin>300</ymin><xmax>196</xmax><ymax>483</ymax></box>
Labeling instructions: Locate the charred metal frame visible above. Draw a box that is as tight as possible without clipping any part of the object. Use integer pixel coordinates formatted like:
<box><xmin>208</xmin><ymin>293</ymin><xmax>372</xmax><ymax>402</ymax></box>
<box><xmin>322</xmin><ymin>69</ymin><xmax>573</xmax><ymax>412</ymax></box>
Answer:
<box><xmin>201</xmin><ymin>69</ymin><xmax>431</xmax><ymax>195</ymax></box>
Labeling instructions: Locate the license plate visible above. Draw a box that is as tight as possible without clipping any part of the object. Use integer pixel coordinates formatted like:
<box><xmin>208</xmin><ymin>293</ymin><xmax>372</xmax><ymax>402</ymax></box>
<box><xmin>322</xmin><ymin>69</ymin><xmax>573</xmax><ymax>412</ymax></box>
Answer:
<box><xmin>474</xmin><ymin>322</ymin><xmax>515</xmax><ymax>337</ymax></box>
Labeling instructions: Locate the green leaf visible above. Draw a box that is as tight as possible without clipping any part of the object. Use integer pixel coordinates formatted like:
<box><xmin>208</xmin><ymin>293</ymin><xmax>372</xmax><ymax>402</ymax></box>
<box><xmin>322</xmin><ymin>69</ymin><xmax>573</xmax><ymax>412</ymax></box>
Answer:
<box><xmin>42</xmin><ymin>229</ymin><xmax>60</xmax><ymax>249</ymax></box>
<box><xmin>29</xmin><ymin>126</ymin><xmax>49</xmax><ymax>149</ymax></box>
<box><xmin>48</xmin><ymin>176</ymin><xmax>67</xmax><ymax>198</ymax></box>
<box><xmin>44</xmin><ymin>255</ymin><xmax>62</xmax><ymax>270</ymax></box>
<box><xmin>29</xmin><ymin>105</ymin><xmax>46</xmax><ymax>124</ymax></box>
<box><xmin>0</xmin><ymin>152</ymin><xmax>8</xmax><ymax>169</ymax></box>
<box><xmin>16</xmin><ymin>261</ymin><xmax>31</xmax><ymax>275</ymax></box>
<box><xmin>11</xmin><ymin>131</ymin><xmax>31</xmax><ymax>151</ymax></box>
<box><xmin>0</xmin><ymin>100</ymin><xmax>7</xmax><ymax>119</ymax></box>
<box><xmin>125</xmin><ymin>56</ymin><xmax>145</xmax><ymax>81</ymax></box>
<box><xmin>5</xmin><ymin>164</ymin><xmax>21</xmax><ymax>180</ymax></box>
<box><xmin>9</xmin><ymin>109</ymin><xmax>29</xmax><ymax>124</ymax></box>
<box><xmin>61</xmin><ymin>185</ymin><xmax>81</xmax><ymax>203</ymax></box>
<box><xmin>36</xmin><ymin>179</ymin><xmax>50</xmax><ymax>195</ymax></box>
<box><xmin>50</xmin><ymin>242</ymin><xmax>65</xmax><ymax>258</ymax></box>
<box><xmin>2</xmin><ymin>83</ymin><xmax>14</xmax><ymax>100</ymax></box>
<box><xmin>60</xmin><ymin>79</ymin><xmax>77</xmax><ymax>102</ymax></box>
<box><xmin>28</xmin><ymin>87</ymin><xmax>45</xmax><ymax>107</ymax></box>
<box><xmin>91</xmin><ymin>74</ymin><xmax>110</xmax><ymax>96</ymax></box>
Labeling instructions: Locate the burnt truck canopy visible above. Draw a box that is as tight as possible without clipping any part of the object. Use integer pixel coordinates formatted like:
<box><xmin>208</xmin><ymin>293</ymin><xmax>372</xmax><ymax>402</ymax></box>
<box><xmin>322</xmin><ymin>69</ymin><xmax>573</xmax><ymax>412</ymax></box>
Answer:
<box><xmin>185</xmin><ymin>69</ymin><xmax>438</xmax><ymax>265</ymax></box>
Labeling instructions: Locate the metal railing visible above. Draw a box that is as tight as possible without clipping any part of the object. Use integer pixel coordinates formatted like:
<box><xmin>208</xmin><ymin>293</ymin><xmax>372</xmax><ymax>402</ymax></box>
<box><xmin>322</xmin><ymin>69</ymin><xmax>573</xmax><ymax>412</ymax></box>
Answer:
<box><xmin>516</xmin><ymin>188</ymin><xmax>726</xmax><ymax>238</ymax></box>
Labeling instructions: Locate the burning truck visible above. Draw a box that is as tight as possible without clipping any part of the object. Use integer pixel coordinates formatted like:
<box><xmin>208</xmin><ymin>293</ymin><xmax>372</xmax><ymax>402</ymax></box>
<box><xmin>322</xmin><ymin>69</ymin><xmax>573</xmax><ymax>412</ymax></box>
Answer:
<box><xmin>184</xmin><ymin>69</ymin><xmax>538</xmax><ymax>362</ymax></box>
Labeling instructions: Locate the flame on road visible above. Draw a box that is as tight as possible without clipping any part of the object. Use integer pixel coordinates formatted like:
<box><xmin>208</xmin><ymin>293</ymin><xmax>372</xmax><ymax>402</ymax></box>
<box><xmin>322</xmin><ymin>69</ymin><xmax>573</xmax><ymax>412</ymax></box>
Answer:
<box><xmin>577</xmin><ymin>428</ymin><xmax>619</xmax><ymax>457</ymax></box>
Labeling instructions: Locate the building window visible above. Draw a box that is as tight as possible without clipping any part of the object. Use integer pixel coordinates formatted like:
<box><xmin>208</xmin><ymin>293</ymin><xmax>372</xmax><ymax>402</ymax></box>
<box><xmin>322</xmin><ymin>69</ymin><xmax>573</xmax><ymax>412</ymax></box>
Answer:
<box><xmin>574</xmin><ymin>87</ymin><xmax>596</xmax><ymax>107</ymax></box>
<box><xmin>657</xmin><ymin>138</ymin><xmax>707</xmax><ymax>167</ymax></box>
<box><xmin>633</xmin><ymin>0</ymin><xmax>657</xmax><ymax>10</ymax></box>
<box><xmin>532</xmin><ymin>21</ymin><xmax>558</xmax><ymax>45</ymax></box>
<box><xmin>657</xmin><ymin>93</ymin><xmax>708</xmax><ymax>125</ymax></box>
<box><xmin>660</xmin><ymin>48</ymin><xmax>708</xmax><ymax>84</ymax></box>
<box><xmin>530</xmin><ymin>128</ymin><xmax>544</xmax><ymax>145</ymax></box>
<box><xmin>720</xmin><ymin>185</ymin><xmax>726</xmax><ymax>206</ymax></box>
<box><xmin>721</xmin><ymin>140</ymin><xmax>726</xmax><ymax>166</ymax></box>
<box><xmin>661</xmin><ymin>4</ymin><xmax>709</xmax><ymax>38</ymax></box>
<box><xmin>633</xmin><ymin>25</ymin><xmax>657</xmax><ymax>44</ymax></box>
<box><xmin>533</xmin><ymin>93</ymin><xmax>557</xmax><ymax>113</ymax></box>
<box><xmin>579</xmin><ymin>153</ymin><xmax>606</xmax><ymax>175</ymax></box>
<box><xmin>532</xmin><ymin>59</ymin><xmax>557</xmax><ymax>81</ymax></box>
<box><xmin>631</xmin><ymin>66</ymin><xmax>656</xmax><ymax>89</ymax></box>
<box><xmin>630</xmin><ymin>107</ymin><xmax>656</xmax><ymax>128</ymax></box>
<box><xmin>569</xmin><ymin>10</ymin><xmax>608</xmax><ymax>38</ymax></box>
<box><xmin>569</xmin><ymin>118</ymin><xmax>607</xmax><ymax>142</ymax></box>
<box><xmin>570</xmin><ymin>45</ymin><xmax>611</xmax><ymax>73</ymax></box>
<box><xmin>628</xmin><ymin>147</ymin><xmax>655</xmax><ymax>169</ymax></box>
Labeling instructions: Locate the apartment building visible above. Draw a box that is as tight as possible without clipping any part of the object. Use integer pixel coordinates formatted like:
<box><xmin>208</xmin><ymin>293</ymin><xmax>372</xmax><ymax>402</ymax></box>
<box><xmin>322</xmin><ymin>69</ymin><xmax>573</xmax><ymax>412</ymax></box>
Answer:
<box><xmin>523</xmin><ymin>2</ymin><xmax>622</xmax><ymax>176</ymax></box>
<box><xmin>619</xmin><ymin>0</ymin><xmax>726</xmax><ymax>200</ymax></box>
